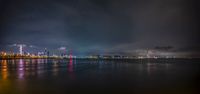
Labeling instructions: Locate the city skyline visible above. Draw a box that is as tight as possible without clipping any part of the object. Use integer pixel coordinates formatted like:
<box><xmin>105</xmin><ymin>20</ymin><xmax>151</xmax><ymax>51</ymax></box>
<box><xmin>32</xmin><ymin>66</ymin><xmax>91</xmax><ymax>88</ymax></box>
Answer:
<box><xmin>0</xmin><ymin>43</ymin><xmax>199</xmax><ymax>58</ymax></box>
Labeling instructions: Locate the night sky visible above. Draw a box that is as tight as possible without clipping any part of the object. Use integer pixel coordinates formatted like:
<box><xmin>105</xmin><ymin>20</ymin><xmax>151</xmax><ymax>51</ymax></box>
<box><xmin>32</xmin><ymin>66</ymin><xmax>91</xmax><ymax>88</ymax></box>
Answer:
<box><xmin>0</xmin><ymin>0</ymin><xmax>199</xmax><ymax>55</ymax></box>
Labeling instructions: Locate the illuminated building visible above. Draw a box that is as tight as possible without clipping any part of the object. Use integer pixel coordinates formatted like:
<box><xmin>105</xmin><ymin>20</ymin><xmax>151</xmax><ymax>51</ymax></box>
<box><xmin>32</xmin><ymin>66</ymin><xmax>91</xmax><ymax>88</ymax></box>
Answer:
<box><xmin>19</xmin><ymin>45</ymin><xmax>23</xmax><ymax>55</ymax></box>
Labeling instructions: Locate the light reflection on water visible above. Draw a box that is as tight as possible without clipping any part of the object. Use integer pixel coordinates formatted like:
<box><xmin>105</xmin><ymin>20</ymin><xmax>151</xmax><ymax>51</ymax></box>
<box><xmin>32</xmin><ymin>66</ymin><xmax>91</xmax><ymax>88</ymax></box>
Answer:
<box><xmin>1</xmin><ymin>60</ymin><xmax>8</xmax><ymax>80</ymax></box>
<box><xmin>0</xmin><ymin>59</ymin><xmax>199</xmax><ymax>94</ymax></box>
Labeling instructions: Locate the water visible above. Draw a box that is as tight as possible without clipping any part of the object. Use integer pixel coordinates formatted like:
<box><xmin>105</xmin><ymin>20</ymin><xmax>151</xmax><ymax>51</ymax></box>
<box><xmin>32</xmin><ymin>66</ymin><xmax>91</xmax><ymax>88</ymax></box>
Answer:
<box><xmin>0</xmin><ymin>59</ymin><xmax>200</xmax><ymax>94</ymax></box>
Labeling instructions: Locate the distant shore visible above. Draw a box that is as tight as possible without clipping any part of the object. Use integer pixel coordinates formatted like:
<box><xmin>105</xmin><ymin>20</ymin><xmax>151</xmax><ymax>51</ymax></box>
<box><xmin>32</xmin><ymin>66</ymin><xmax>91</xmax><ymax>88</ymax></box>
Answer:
<box><xmin>0</xmin><ymin>56</ymin><xmax>199</xmax><ymax>60</ymax></box>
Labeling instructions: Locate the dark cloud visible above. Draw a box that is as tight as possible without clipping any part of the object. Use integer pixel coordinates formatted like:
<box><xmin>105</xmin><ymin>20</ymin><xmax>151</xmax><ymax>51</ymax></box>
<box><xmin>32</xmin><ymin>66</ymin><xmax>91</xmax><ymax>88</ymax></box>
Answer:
<box><xmin>0</xmin><ymin>0</ymin><xmax>199</xmax><ymax>55</ymax></box>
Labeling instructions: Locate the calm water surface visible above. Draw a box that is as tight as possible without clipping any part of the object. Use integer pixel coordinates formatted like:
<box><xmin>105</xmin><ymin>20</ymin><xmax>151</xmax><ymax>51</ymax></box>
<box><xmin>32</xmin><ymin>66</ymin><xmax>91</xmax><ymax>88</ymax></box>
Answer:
<box><xmin>0</xmin><ymin>59</ymin><xmax>200</xmax><ymax>94</ymax></box>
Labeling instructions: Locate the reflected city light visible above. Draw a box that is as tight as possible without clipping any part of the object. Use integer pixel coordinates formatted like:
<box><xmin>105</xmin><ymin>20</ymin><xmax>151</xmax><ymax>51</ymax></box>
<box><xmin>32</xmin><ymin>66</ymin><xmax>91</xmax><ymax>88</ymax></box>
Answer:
<box><xmin>67</xmin><ymin>59</ymin><xmax>75</xmax><ymax>80</ymax></box>
<box><xmin>68</xmin><ymin>59</ymin><xmax>73</xmax><ymax>72</ymax></box>
<box><xmin>18</xmin><ymin>59</ymin><xmax>25</xmax><ymax>79</ymax></box>
<box><xmin>52</xmin><ymin>60</ymin><xmax>59</xmax><ymax>76</ymax></box>
<box><xmin>1</xmin><ymin>60</ymin><xmax>8</xmax><ymax>79</ymax></box>
<box><xmin>147</xmin><ymin>62</ymin><xmax>157</xmax><ymax>75</ymax></box>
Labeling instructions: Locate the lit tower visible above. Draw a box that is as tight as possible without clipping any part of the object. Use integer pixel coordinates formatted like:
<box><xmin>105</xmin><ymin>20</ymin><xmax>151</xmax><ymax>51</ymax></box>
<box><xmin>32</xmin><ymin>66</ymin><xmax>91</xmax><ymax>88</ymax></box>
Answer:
<box><xmin>17</xmin><ymin>44</ymin><xmax>26</xmax><ymax>55</ymax></box>
<box><xmin>19</xmin><ymin>45</ymin><xmax>23</xmax><ymax>55</ymax></box>
<box><xmin>69</xmin><ymin>49</ymin><xmax>73</xmax><ymax>62</ymax></box>
<box><xmin>44</xmin><ymin>48</ymin><xmax>47</xmax><ymax>56</ymax></box>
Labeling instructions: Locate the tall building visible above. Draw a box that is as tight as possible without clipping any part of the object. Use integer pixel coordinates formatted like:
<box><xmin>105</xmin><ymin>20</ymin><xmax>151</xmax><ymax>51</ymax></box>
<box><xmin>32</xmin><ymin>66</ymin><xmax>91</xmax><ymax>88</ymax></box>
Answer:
<box><xmin>44</xmin><ymin>48</ymin><xmax>47</xmax><ymax>56</ymax></box>
<box><xmin>47</xmin><ymin>51</ymin><xmax>50</xmax><ymax>57</ymax></box>
<box><xmin>19</xmin><ymin>45</ymin><xmax>23</xmax><ymax>55</ymax></box>
<box><xmin>18</xmin><ymin>44</ymin><xmax>26</xmax><ymax>55</ymax></box>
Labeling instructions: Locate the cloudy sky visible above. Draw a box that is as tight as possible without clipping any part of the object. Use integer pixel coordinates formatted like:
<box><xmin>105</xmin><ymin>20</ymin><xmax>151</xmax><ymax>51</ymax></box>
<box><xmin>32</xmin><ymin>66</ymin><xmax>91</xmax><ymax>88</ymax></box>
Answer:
<box><xmin>0</xmin><ymin>0</ymin><xmax>199</xmax><ymax>55</ymax></box>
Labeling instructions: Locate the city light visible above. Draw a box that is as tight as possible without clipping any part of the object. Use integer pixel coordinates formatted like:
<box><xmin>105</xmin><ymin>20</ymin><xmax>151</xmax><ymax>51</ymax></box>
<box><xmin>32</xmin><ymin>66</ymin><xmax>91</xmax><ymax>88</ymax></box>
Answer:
<box><xmin>0</xmin><ymin>44</ymin><xmax>198</xmax><ymax>59</ymax></box>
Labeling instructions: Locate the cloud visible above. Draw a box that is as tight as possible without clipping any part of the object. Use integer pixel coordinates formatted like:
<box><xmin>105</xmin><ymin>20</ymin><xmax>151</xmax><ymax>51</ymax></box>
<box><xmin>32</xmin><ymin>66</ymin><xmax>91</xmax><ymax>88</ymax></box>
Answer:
<box><xmin>0</xmin><ymin>0</ymin><xmax>199</xmax><ymax>55</ymax></box>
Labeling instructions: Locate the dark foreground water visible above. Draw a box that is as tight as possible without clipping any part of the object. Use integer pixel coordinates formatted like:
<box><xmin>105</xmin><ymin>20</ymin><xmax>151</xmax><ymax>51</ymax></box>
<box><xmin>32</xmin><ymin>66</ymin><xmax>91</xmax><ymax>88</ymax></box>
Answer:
<box><xmin>0</xmin><ymin>59</ymin><xmax>200</xmax><ymax>94</ymax></box>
